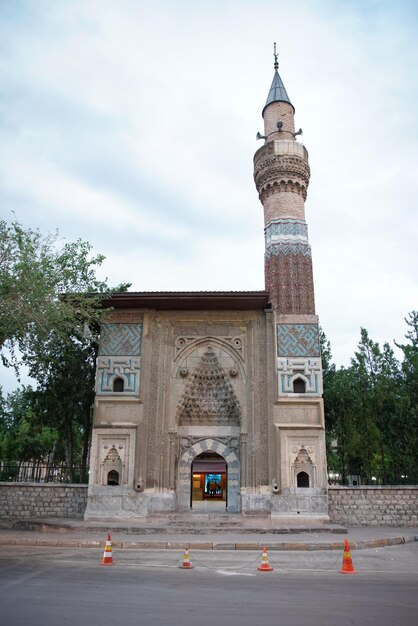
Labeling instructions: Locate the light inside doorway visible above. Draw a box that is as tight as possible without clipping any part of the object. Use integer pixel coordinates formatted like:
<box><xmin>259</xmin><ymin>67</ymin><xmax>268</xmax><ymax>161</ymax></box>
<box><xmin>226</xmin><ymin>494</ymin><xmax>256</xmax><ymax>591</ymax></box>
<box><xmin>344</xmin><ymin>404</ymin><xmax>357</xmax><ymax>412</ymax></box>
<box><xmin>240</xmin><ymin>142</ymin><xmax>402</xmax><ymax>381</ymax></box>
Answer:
<box><xmin>191</xmin><ymin>451</ymin><xmax>227</xmax><ymax>509</ymax></box>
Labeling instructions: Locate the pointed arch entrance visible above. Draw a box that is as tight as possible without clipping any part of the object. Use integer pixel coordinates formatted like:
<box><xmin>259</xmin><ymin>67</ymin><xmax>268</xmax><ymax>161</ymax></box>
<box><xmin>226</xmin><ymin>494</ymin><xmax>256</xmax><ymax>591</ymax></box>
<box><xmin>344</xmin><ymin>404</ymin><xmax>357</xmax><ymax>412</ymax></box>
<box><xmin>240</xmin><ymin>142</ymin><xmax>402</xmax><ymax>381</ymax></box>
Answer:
<box><xmin>177</xmin><ymin>438</ymin><xmax>240</xmax><ymax>513</ymax></box>
<box><xmin>192</xmin><ymin>451</ymin><xmax>227</xmax><ymax>510</ymax></box>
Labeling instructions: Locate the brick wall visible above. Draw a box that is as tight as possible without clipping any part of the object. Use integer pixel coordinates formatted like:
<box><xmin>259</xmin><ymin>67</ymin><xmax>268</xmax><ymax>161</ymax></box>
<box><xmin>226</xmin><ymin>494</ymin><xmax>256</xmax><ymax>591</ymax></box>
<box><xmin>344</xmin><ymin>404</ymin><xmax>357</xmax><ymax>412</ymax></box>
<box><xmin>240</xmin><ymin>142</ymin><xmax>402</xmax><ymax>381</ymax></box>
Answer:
<box><xmin>0</xmin><ymin>483</ymin><xmax>88</xmax><ymax>519</ymax></box>
<box><xmin>329</xmin><ymin>486</ymin><xmax>418</xmax><ymax>526</ymax></box>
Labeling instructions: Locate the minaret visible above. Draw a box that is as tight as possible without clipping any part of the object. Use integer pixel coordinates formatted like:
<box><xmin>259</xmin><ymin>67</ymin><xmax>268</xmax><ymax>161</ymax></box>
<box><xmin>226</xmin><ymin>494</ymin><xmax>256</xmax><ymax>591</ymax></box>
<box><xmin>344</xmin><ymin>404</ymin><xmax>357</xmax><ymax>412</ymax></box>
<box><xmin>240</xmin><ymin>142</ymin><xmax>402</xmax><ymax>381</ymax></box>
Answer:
<box><xmin>254</xmin><ymin>45</ymin><xmax>314</xmax><ymax>314</ymax></box>
<box><xmin>254</xmin><ymin>46</ymin><xmax>328</xmax><ymax>501</ymax></box>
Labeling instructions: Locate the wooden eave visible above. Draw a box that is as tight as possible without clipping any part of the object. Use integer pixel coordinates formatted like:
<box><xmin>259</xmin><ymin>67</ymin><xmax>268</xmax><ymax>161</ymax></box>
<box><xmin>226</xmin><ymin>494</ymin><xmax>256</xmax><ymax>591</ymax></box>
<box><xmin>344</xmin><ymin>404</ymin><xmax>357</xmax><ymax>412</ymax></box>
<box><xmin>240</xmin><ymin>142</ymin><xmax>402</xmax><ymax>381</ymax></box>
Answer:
<box><xmin>102</xmin><ymin>291</ymin><xmax>271</xmax><ymax>311</ymax></box>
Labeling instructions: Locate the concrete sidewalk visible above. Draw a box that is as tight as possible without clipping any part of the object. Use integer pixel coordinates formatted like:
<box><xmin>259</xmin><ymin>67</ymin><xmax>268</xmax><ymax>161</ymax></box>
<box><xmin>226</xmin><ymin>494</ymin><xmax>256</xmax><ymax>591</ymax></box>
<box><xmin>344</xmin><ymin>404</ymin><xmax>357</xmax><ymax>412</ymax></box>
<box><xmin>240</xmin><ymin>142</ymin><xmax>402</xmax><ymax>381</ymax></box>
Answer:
<box><xmin>0</xmin><ymin>519</ymin><xmax>417</xmax><ymax>551</ymax></box>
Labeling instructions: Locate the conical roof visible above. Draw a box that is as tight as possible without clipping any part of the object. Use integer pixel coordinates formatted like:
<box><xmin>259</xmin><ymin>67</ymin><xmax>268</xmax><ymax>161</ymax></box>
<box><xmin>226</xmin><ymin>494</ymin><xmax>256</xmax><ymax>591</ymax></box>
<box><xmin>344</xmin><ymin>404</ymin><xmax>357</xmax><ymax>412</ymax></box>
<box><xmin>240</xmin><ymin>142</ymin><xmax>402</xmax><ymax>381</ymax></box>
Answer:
<box><xmin>262</xmin><ymin>69</ymin><xmax>294</xmax><ymax>116</ymax></box>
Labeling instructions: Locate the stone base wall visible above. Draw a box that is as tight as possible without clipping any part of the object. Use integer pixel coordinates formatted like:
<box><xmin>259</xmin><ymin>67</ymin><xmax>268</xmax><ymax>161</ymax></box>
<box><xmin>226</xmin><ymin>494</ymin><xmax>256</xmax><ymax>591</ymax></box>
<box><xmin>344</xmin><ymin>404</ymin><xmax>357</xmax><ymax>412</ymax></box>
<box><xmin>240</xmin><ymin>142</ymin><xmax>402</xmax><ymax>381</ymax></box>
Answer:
<box><xmin>84</xmin><ymin>486</ymin><xmax>176</xmax><ymax>520</ymax></box>
<box><xmin>2</xmin><ymin>483</ymin><xmax>417</xmax><ymax>524</ymax></box>
<box><xmin>0</xmin><ymin>483</ymin><xmax>88</xmax><ymax>519</ymax></box>
<box><xmin>329</xmin><ymin>486</ymin><xmax>418</xmax><ymax>526</ymax></box>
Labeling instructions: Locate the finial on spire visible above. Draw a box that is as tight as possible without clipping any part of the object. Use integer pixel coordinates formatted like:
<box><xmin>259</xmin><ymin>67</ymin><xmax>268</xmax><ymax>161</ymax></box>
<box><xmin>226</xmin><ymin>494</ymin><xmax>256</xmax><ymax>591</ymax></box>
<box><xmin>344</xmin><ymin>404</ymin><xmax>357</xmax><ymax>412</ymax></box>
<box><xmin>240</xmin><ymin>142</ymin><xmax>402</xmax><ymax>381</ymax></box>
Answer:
<box><xmin>273</xmin><ymin>42</ymin><xmax>278</xmax><ymax>71</ymax></box>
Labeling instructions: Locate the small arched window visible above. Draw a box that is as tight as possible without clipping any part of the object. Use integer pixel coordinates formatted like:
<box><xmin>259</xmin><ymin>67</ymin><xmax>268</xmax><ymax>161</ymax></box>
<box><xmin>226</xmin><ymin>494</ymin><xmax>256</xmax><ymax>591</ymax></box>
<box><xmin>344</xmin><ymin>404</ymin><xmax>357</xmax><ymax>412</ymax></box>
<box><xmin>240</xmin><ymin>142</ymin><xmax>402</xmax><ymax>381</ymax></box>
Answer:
<box><xmin>113</xmin><ymin>377</ymin><xmax>124</xmax><ymax>393</ymax></box>
<box><xmin>297</xmin><ymin>471</ymin><xmax>310</xmax><ymax>488</ymax></box>
<box><xmin>293</xmin><ymin>378</ymin><xmax>306</xmax><ymax>393</ymax></box>
<box><xmin>107</xmin><ymin>470</ymin><xmax>120</xmax><ymax>486</ymax></box>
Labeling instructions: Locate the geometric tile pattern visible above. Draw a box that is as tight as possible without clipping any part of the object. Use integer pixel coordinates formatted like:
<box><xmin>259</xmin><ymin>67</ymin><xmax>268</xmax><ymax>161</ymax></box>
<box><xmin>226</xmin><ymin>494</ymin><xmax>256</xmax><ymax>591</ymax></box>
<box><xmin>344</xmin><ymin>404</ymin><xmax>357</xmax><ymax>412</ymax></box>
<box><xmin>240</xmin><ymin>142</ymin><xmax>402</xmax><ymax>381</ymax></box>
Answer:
<box><xmin>96</xmin><ymin>356</ymin><xmax>141</xmax><ymax>394</ymax></box>
<box><xmin>99</xmin><ymin>323</ymin><xmax>143</xmax><ymax>356</ymax></box>
<box><xmin>265</xmin><ymin>219</ymin><xmax>311</xmax><ymax>258</ymax></box>
<box><xmin>277</xmin><ymin>324</ymin><xmax>320</xmax><ymax>357</ymax></box>
<box><xmin>277</xmin><ymin>357</ymin><xmax>322</xmax><ymax>395</ymax></box>
<box><xmin>266</xmin><ymin>242</ymin><xmax>311</xmax><ymax>257</ymax></box>
<box><xmin>265</xmin><ymin>218</ymin><xmax>308</xmax><ymax>242</ymax></box>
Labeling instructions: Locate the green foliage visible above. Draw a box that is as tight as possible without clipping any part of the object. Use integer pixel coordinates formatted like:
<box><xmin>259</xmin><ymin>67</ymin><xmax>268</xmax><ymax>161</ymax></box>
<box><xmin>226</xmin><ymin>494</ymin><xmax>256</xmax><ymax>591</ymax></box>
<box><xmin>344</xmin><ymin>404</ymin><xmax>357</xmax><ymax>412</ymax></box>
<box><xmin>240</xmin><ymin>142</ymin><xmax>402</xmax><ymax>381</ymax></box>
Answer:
<box><xmin>323</xmin><ymin>313</ymin><xmax>418</xmax><ymax>483</ymax></box>
<box><xmin>0</xmin><ymin>219</ymin><xmax>108</xmax><ymax>367</ymax></box>
<box><xmin>0</xmin><ymin>387</ymin><xmax>59</xmax><ymax>463</ymax></box>
<box><xmin>0</xmin><ymin>219</ymin><xmax>131</xmax><ymax>479</ymax></box>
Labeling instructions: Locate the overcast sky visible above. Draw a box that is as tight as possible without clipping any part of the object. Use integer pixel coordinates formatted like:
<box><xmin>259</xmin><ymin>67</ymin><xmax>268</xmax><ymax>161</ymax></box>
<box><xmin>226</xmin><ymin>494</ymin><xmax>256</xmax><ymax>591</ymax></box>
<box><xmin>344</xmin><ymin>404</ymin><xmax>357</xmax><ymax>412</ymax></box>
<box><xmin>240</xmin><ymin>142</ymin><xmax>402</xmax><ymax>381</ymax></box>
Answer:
<box><xmin>1</xmin><ymin>0</ymin><xmax>417</xmax><ymax>393</ymax></box>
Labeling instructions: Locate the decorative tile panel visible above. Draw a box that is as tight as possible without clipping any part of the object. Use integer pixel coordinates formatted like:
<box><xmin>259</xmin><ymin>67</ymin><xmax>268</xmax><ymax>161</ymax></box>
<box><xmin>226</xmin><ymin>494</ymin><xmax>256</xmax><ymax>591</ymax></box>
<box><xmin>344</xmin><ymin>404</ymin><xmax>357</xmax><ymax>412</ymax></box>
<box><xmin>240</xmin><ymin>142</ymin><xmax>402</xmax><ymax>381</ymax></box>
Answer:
<box><xmin>99</xmin><ymin>323</ymin><xmax>142</xmax><ymax>356</ymax></box>
<box><xmin>265</xmin><ymin>219</ymin><xmax>309</xmax><ymax>243</ymax></box>
<box><xmin>265</xmin><ymin>242</ymin><xmax>311</xmax><ymax>257</ymax></box>
<box><xmin>96</xmin><ymin>356</ymin><xmax>141</xmax><ymax>394</ymax></box>
<box><xmin>277</xmin><ymin>357</ymin><xmax>322</xmax><ymax>395</ymax></box>
<box><xmin>265</xmin><ymin>219</ymin><xmax>311</xmax><ymax>258</ymax></box>
<box><xmin>277</xmin><ymin>324</ymin><xmax>320</xmax><ymax>357</ymax></box>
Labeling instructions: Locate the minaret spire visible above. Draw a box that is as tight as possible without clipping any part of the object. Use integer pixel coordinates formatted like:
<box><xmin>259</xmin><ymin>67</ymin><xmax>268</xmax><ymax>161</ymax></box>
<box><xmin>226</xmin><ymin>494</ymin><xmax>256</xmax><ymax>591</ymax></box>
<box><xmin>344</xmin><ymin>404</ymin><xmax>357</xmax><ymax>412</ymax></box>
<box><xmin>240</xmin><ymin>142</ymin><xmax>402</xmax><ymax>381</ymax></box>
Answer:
<box><xmin>262</xmin><ymin>44</ymin><xmax>294</xmax><ymax>139</ymax></box>
<box><xmin>253</xmin><ymin>50</ymin><xmax>326</xmax><ymax>501</ymax></box>
<box><xmin>273</xmin><ymin>42</ymin><xmax>279</xmax><ymax>71</ymax></box>
<box><xmin>254</xmin><ymin>49</ymin><xmax>314</xmax><ymax>314</ymax></box>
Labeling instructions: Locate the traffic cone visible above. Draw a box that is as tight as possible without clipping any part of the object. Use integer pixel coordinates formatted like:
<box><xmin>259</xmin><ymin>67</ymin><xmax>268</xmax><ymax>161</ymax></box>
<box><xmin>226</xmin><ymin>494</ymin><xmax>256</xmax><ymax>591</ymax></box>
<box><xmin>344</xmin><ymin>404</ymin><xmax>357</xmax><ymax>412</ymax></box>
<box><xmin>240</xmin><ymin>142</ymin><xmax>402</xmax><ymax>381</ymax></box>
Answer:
<box><xmin>100</xmin><ymin>533</ymin><xmax>114</xmax><ymax>566</ymax></box>
<box><xmin>257</xmin><ymin>546</ymin><xmax>273</xmax><ymax>572</ymax></box>
<box><xmin>179</xmin><ymin>546</ymin><xmax>194</xmax><ymax>569</ymax></box>
<box><xmin>340</xmin><ymin>538</ymin><xmax>356</xmax><ymax>574</ymax></box>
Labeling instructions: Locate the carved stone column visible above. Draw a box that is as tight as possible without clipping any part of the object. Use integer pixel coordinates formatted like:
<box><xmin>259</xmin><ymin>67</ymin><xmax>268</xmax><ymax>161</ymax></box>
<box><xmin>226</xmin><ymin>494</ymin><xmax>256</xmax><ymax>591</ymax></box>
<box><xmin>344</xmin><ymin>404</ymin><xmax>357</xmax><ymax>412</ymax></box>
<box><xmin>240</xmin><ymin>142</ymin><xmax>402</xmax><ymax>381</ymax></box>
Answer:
<box><xmin>168</xmin><ymin>430</ymin><xmax>177</xmax><ymax>490</ymax></box>
<box><xmin>240</xmin><ymin>432</ymin><xmax>247</xmax><ymax>488</ymax></box>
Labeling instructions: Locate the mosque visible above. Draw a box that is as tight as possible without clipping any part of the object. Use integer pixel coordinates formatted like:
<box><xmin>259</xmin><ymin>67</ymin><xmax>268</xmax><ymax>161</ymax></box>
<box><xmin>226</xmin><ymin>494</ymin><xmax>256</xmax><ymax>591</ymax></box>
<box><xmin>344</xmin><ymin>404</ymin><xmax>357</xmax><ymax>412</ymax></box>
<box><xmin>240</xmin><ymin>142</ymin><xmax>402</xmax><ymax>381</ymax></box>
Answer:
<box><xmin>84</xmin><ymin>49</ymin><xmax>328</xmax><ymax>521</ymax></box>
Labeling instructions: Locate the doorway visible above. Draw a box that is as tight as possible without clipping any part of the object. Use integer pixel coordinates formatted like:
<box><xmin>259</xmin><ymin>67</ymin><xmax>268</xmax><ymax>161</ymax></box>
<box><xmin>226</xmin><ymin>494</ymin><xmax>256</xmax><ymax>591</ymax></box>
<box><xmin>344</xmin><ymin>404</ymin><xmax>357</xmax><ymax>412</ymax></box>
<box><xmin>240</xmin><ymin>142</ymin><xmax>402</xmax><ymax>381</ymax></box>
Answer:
<box><xmin>191</xmin><ymin>451</ymin><xmax>227</xmax><ymax>510</ymax></box>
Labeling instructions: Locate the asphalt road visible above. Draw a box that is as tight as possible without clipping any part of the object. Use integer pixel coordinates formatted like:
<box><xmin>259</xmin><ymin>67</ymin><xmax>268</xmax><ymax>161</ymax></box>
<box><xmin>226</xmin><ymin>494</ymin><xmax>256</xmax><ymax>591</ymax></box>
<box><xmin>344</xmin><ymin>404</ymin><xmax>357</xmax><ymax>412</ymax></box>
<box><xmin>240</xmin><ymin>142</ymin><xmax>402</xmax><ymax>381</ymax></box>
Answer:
<box><xmin>1</xmin><ymin>545</ymin><xmax>418</xmax><ymax>626</ymax></box>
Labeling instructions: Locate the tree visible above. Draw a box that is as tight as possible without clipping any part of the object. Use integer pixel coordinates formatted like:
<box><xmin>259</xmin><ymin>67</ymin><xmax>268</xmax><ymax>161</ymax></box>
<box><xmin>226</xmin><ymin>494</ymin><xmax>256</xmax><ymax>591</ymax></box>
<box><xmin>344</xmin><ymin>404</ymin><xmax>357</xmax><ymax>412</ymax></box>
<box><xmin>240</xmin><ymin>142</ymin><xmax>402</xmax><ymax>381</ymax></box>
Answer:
<box><xmin>0</xmin><ymin>387</ymin><xmax>59</xmax><ymax>472</ymax></box>
<box><xmin>350</xmin><ymin>329</ymin><xmax>403</xmax><ymax>480</ymax></box>
<box><xmin>323</xmin><ymin>318</ymin><xmax>418</xmax><ymax>485</ymax></box>
<box><xmin>0</xmin><ymin>219</ymin><xmax>108</xmax><ymax>368</ymax></box>
<box><xmin>25</xmin><ymin>336</ymin><xmax>97</xmax><ymax>480</ymax></box>
<box><xmin>394</xmin><ymin>312</ymin><xmax>418</xmax><ymax>478</ymax></box>
<box><xmin>0</xmin><ymin>219</ymin><xmax>130</xmax><ymax>477</ymax></box>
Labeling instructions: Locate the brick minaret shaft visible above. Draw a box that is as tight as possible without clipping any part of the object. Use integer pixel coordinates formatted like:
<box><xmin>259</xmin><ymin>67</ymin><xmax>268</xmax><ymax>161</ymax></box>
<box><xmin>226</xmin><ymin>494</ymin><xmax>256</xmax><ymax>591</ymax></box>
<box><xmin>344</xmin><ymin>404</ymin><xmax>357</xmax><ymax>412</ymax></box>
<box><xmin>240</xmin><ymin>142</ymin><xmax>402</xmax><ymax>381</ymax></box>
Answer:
<box><xmin>254</xmin><ymin>53</ymin><xmax>315</xmax><ymax>315</ymax></box>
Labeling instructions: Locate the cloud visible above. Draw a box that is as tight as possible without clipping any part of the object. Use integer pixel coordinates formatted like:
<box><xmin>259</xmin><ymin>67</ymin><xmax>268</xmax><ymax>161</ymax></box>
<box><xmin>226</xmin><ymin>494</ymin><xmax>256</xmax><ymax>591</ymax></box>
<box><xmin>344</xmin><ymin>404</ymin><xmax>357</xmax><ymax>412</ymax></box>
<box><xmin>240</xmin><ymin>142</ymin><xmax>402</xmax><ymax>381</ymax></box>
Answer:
<box><xmin>0</xmin><ymin>0</ymin><xmax>417</xmax><ymax>393</ymax></box>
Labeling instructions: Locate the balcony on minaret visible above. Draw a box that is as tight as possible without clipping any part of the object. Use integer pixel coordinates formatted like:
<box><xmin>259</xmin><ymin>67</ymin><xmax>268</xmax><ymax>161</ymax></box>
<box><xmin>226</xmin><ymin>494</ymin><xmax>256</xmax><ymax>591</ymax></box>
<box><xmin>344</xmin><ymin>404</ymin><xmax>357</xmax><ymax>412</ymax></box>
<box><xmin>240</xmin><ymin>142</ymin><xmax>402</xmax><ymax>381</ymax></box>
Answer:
<box><xmin>253</xmin><ymin>140</ymin><xmax>310</xmax><ymax>226</ymax></box>
<box><xmin>253</xmin><ymin>140</ymin><xmax>308</xmax><ymax>171</ymax></box>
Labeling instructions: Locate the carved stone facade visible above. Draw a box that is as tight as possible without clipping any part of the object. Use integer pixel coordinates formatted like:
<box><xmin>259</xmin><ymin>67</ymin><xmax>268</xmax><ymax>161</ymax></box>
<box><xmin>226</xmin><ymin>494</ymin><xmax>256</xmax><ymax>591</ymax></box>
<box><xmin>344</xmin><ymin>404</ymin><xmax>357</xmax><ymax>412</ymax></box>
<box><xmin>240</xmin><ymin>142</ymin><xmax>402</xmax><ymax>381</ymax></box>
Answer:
<box><xmin>177</xmin><ymin>347</ymin><xmax>241</xmax><ymax>426</ymax></box>
<box><xmin>85</xmin><ymin>53</ymin><xmax>328</xmax><ymax>521</ymax></box>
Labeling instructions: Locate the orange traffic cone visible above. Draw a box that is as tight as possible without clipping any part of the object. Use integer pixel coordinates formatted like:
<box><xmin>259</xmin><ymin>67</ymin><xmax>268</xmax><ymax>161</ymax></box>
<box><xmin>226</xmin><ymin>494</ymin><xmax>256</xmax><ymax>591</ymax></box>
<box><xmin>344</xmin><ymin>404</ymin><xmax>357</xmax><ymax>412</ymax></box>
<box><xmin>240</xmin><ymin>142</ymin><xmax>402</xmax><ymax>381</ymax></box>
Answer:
<box><xmin>257</xmin><ymin>546</ymin><xmax>273</xmax><ymax>572</ymax></box>
<box><xmin>179</xmin><ymin>546</ymin><xmax>194</xmax><ymax>569</ymax></box>
<box><xmin>100</xmin><ymin>533</ymin><xmax>114</xmax><ymax>566</ymax></box>
<box><xmin>340</xmin><ymin>539</ymin><xmax>356</xmax><ymax>574</ymax></box>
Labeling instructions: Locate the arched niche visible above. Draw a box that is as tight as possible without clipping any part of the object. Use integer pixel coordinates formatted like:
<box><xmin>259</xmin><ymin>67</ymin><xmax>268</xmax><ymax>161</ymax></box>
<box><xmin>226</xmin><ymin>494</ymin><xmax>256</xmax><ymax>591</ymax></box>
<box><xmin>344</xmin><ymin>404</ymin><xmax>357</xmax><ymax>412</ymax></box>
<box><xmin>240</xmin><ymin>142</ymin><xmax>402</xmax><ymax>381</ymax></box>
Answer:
<box><xmin>107</xmin><ymin>470</ymin><xmax>120</xmax><ymax>486</ymax></box>
<box><xmin>293</xmin><ymin>446</ymin><xmax>316</xmax><ymax>489</ymax></box>
<box><xmin>113</xmin><ymin>377</ymin><xmax>125</xmax><ymax>392</ymax></box>
<box><xmin>293</xmin><ymin>377</ymin><xmax>306</xmax><ymax>393</ymax></box>
<box><xmin>296</xmin><ymin>471</ymin><xmax>310</xmax><ymax>488</ymax></box>
<box><xmin>102</xmin><ymin>446</ymin><xmax>123</xmax><ymax>486</ymax></box>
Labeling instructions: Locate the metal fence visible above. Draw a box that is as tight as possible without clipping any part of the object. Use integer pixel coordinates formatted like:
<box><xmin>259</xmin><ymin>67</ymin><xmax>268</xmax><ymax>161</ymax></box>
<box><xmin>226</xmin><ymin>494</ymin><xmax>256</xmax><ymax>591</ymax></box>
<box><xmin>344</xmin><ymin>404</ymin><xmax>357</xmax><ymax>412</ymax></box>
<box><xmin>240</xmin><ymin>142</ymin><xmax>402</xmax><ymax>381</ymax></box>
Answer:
<box><xmin>0</xmin><ymin>463</ymin><xmax>89</xmax><ymax>484</ymax></box>
<box><xmin>327</xmin><ymin>468</ymin><xmax>418</xmax><ymax>487</ymax></box>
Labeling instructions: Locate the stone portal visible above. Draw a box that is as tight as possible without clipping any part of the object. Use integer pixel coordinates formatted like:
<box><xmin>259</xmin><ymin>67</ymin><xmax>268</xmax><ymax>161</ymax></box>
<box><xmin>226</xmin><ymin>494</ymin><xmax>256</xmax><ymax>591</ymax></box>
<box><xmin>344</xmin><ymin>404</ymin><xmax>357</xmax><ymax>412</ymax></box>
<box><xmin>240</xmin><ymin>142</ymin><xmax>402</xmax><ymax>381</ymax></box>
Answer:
<box><xmin>178</xmin><ymin>438</ymin><xmax>240</xmax><ymax>512</ymax></box>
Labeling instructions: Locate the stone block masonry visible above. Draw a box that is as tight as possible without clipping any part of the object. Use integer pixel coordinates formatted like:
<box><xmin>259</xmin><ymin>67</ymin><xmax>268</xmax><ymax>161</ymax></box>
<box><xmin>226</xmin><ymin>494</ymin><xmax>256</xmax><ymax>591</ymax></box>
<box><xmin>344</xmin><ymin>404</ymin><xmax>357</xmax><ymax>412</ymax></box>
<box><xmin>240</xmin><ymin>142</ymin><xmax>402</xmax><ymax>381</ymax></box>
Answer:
<box><xmin>329</xmin><ymin>486</ymin><xmax>418</xmax><ymax>526</ymax></box>
<box><xmin>1</xmin><ymin>483</ymin><xmax>417</xmax><ymax>525</ymax></box>
<box><xmin>0</xmin><ymin>483</ymin><xmax>88</xmax><ymax>519</ymax></box>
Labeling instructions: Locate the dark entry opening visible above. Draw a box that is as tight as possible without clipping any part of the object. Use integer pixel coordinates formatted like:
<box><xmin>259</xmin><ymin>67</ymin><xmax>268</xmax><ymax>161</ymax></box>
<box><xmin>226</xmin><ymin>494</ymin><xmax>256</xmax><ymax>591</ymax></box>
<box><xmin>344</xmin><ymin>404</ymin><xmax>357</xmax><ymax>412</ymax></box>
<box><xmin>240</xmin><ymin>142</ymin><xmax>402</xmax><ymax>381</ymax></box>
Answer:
<box><xmin>293</xmin><ymin>378</ymin><xmax>306</xmax><ymax>393</ymax></box>
<box><xmin>191</xmin><ymin>451</ymin><xmax>227</xmax><ymax>509</ymax></box>
<box><xmin>113</xmin><ymin>377</ymin><xmax>124</xmax><ymax>392</ymax></box>
<box><xmin>297</xmin><ymin>471</ymin><xmax>310</xmax><ymax>488</ymax></box>
<box><xmin>107</xmin><ymin>470</ymin><xmax>120</xmax><ymax>486</ymax></box>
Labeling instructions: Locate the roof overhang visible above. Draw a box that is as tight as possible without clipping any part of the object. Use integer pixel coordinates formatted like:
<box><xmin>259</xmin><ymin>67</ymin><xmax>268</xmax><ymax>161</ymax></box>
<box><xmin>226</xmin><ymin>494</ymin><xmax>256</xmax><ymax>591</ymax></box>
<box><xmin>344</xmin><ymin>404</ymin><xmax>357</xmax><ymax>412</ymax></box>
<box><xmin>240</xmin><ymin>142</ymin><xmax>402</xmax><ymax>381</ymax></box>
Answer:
<box><xmin>102</xmin><ymin>291</ymin><xmax>271</xmax><ymax>311</ymax></box>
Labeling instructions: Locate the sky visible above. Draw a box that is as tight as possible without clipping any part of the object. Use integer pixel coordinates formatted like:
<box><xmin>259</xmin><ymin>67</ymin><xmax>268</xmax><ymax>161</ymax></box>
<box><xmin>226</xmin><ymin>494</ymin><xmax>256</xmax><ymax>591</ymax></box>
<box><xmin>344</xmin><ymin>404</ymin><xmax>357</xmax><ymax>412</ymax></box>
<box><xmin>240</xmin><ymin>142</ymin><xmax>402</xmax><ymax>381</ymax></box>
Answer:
<box><xmin>0</xmin><ymin>0</ymin><xmax>417</xmax><ymax>393</ymax></box>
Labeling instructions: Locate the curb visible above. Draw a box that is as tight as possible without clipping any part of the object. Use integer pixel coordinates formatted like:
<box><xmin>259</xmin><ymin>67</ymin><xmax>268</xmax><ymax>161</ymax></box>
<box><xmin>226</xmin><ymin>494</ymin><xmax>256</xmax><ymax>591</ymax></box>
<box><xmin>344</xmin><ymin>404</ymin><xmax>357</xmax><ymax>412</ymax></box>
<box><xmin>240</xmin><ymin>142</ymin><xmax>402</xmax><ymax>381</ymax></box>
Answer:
<box><xmin>0</xmin><ymin>535</ymin><xmax>415</xmax><ymax>551</ymax></box>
